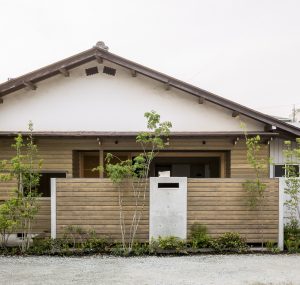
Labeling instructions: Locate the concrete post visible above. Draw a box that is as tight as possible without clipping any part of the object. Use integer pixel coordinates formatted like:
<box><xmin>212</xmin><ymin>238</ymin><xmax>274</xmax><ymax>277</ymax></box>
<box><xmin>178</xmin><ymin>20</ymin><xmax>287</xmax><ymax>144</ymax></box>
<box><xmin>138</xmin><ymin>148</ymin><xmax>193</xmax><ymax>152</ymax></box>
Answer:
<box><xmin>149</xmin><ymin>177</ymin><xmax>187</xmax><ymax>240</ymax></box>
<box><xmin>278</xmin><ymin>178</ymin><xmax>285</xmax><ymax>250</ymax></box>
<box><xmin>51</xmin><ymin>178</ymin><xmax>57</xmax><ymax>239</ymax></box>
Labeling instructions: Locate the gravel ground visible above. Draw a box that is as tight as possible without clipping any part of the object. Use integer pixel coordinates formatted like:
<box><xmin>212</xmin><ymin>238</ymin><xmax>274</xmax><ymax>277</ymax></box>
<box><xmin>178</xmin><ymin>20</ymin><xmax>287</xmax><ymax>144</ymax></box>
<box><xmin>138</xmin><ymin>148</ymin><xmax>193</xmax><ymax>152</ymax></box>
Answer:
<box><xmin>0</xmin><ymin>255</ymin><xmax>300</xmax><ymax>285</ymax></box>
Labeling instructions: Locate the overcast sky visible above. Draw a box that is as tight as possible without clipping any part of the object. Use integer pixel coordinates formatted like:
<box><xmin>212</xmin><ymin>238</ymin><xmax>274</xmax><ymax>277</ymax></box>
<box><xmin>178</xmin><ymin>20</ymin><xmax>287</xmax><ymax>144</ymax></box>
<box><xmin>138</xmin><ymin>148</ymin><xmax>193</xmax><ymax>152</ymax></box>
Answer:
<box><xmin>1</xmin><ymin>0</ymin><xmax>299</xmax><ymax>118</ymax></box>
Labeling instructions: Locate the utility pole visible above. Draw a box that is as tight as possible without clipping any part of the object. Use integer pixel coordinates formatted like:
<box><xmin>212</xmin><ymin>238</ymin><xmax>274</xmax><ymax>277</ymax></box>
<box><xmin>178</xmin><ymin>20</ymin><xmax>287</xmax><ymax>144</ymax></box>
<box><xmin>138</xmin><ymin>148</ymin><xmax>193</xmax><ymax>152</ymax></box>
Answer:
<box><xmin>292</xmin><ymin>104</ymin><xmax>296</xmax><ymax>123</ymax></box>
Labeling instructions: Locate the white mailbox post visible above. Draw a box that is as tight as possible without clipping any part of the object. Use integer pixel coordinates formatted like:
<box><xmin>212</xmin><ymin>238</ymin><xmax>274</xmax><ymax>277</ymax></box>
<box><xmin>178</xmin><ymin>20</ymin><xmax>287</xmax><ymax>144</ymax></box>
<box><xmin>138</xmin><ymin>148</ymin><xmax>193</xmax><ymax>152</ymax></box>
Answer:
<box><xmin>149</xmin><ymin>177</ymin><xmax>187</xmax><ymax>240</ymax></box>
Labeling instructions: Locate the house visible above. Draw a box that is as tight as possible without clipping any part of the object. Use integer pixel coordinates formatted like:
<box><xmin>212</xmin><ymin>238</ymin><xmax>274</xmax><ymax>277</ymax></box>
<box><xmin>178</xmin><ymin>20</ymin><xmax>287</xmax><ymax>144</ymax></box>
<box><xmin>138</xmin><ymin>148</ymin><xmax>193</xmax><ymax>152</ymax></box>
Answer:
<box><xmin>0</xmin><ymin>41</ymin><xmax>299</xmax><ymax>247</ymax></box>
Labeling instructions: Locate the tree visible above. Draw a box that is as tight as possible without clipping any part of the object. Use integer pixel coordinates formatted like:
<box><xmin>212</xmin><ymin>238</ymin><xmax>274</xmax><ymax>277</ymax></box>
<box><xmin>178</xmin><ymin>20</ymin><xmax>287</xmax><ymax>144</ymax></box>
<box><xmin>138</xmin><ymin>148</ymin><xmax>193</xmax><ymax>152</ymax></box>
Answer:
<box><xmin>0</xmin><ymin>199</ymin><xmax>19</xmax><ymax>248</ymax></box>
<box><xmin>102</xmin><ymin>111</ymin><xmax>172</xmax><ymax>253</ymax></box>
<box><xmin>243</xmin><ymin>135</ymin><xmax>268</xmax><ymax>208</ymax></box>
<box><xmin>0</xmin><ymin>122</ymin><xmax>42</xmax><ymax>251</ymax></box>
<box><xmin>283</xmin><ymin>138</ymin><xmax>300</xmax><ymax>224</ymax></box>
<box><xmin>241</xmin><ymin>123</ymin><xmax>269</xmax><ymax>247</ymax></box>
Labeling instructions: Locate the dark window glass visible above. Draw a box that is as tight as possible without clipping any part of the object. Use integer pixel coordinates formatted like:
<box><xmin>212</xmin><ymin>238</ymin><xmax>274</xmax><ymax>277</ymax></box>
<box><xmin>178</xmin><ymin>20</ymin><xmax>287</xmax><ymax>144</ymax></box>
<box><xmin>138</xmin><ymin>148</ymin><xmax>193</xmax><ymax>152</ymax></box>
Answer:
<box><xmin>38</xmin><ymin>173</ymin><xmax>66</xmax><ymax>197</ymax></box>
<box><xmin>285</xmin><ymin>165</ymin><xmax>300</xmax><ymax>177</ymax></box>
<box><xmin>155</xmin><ymin>165</ymin><xmax>172</xmax><ymax>177</ymax></box>
<box><xmin>274</xmin><ymin>164</ymin><xmax>300</xmax><ymax>177</ymax></box>
<box><xmin>153</xmin><ymin>157</ymin><xmax>221</xmax><ymax>178</ymax></box>
<box><xmin>274</xmin><ymin>165</ymin><xmax>285</xmax><ymax>177</ymax></box>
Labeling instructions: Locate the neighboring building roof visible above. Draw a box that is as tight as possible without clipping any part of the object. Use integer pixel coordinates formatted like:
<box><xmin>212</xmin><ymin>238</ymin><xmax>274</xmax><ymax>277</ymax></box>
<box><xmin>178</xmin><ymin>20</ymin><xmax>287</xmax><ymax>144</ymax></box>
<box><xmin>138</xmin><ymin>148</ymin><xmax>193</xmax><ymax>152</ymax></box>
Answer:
<box><xmin>291</xmin><ymin>122</ymin><xmax>300</xmax><ymax>128</ymax></box>
<box><xmin>274</xmin><ymin>116</ymin><xmax>292</xmax><ymax>123</ymax></box>
<box><xmin>0</xmin><ymin>41</ymin><xmax>300</xmax><ymax>137</ymax></box>
<box><xmin>274</xmin><ymin>116</ymin><xmax>300</xmax><ymax>129</ymax></box>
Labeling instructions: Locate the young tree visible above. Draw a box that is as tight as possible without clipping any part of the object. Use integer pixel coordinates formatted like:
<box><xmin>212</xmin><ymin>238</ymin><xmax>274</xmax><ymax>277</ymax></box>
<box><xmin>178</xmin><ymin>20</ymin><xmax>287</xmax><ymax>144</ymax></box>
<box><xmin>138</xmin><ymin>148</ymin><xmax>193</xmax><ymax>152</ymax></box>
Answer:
<box><xmin>283</xmin><ymin>139</ymin><xmax>300</xmax><ymax>224</ymax></box>
<box><xmin>243</xmin><ymin>135</ymin><xmax>268</xmax><ymax>208</ymax></box>
<box><xmin>102</xmin><ymin>111</ymin><xmax>172</xmax><ymax>253</ymax></box>
<box><xmin>0</xmin><ymin>199</ymin><xmax>19</xmax><ymax>248</ymax></box>
<box><xmin>0</xmin><ymin>122</ymin><xmax>42</xmax><ymax>251</ymax></box>
<box><xmin>241</xmin><ymin>123</ymin><xmax>269</xmax><ymax>247</ymax></box>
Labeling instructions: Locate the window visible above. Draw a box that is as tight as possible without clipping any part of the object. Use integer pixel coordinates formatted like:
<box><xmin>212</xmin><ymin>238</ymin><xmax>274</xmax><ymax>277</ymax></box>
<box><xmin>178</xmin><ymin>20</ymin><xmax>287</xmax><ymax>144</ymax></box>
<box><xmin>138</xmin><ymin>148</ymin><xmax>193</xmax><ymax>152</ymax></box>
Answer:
<box><xmin>37</xmin><ymin>172</ymin><xmax>66</xmax><ymax>197</ymax></box>
<box><xmin>152</xmin><ymin>157</ymin><xmax>221</xmax><ymax>178</ymax></box>
<box><xmin>73</xmin><ymin>151</ymin><xmax>100</xmax><ymax>178</ymax></box>
<box><xmin>274</xmin><ymin>164</ymin><xmax>300</xmax><ymax>178</ymax></box>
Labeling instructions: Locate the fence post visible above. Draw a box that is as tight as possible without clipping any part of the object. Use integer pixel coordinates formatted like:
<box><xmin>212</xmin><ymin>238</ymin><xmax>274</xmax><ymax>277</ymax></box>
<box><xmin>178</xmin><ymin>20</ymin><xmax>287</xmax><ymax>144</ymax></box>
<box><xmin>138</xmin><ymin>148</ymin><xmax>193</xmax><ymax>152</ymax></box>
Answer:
<box><xmin>278</xmin><ymin>178</ymin><xmax>285</xmax><ymax>250</ymax></box>
<box><xmin>51</xmin><ymin>178</ymin><xmax>57</xmax><ymax>239</ymax></box>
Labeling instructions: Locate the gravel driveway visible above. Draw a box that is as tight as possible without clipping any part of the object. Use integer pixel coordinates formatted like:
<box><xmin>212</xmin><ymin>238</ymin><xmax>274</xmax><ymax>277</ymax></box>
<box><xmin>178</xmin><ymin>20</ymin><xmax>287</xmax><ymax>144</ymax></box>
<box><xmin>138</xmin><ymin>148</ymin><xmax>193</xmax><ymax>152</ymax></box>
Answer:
<box><xmin>0</xmin><ymin>254</ymin><xmax>299</xmax><ymax>285</ymax></box>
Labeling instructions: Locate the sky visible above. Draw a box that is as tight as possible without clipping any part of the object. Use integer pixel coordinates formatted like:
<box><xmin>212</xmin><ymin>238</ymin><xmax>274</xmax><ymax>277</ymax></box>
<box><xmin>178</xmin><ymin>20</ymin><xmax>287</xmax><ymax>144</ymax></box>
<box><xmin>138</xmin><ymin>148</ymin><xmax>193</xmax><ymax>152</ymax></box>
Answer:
<box><xmin>0</xmin><ymin>0</ymin><xmax>300</xmax><ymax>118</ymax></box>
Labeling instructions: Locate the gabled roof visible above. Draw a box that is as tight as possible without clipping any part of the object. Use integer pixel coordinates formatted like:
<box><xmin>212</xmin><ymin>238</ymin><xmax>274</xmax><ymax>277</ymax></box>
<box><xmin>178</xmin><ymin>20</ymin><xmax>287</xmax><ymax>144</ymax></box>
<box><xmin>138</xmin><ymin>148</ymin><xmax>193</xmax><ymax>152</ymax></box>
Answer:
<box><xmin>0</xmin><ymin>41</ymin><xmax>300</xmax><ymax>137</ymax></box>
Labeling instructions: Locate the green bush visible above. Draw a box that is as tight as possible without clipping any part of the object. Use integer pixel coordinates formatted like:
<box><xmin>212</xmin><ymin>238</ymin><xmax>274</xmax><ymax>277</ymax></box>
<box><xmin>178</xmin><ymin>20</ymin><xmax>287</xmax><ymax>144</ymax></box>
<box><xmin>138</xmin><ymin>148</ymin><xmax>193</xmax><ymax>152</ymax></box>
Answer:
<box><xmin>28</xmin><ymin>238</ymin><xmax>68</xmax><ymax>255</ymax></box>
<box><xmin>189</xmin><ymin>224</ymin><xmax>211</xmax><ymax>248</ymax></box>
<box><xmin>63</xmin><ymin>225</ymin><xmax>85</xmax><ymax>248</ymax></box>
<box><xmin>82</xmin><ymin>229</ymin><xmax>109</xmax><ymax>252</ymax></box>
<box><xmin>83</xmin><ymin>237</ymin><xmax>108</xmax><ymax>252</ymax></box>
<box><xmin>285</xmin><ymin>219</ymin><xmax>300</xmax><ymax>240</ymax></box>
<box><xmin>265</xmin><ymin>240</ymin><xmax>280</xmax><ymax>253</ymax></box>
<box><xmin>110</xmin><ymin>243</ymin><xmax>129</xmax><ymax>256</ymax></box>
<box><xmin>131</xmin><ymin>242</ymin><xmax>150</xmax><ymax>256</ymax></box>
<box><xmin>285</xmin><ymin>238</ymin><xmax>300</xmax><ymax>253</ymax></box>
<box><xmin>27</xmin><ymin>227</ymin><xmax>109</xmax><ymax>255</ymax></box>
<box><xmin>212</xmin><ymin>232</ymin><xmax>247</xmax><ymax>252</ymax></box>
<box><xmin>284</xmin><ymin>220</ymin><xmax>300</xmax><ymax>253</ymax></box>
<box><xmin>150</xmin><ymin>236</ymin><xmax>185</xmax><ymax>252</ymax></box>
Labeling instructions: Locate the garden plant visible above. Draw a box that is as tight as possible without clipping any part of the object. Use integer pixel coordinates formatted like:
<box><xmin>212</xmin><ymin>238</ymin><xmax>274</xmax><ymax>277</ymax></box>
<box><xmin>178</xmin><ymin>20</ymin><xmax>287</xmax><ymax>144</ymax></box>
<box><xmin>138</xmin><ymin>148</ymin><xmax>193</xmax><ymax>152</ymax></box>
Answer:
<box><xmin>0</xmin><ymin>122</ymin><xmax>42</xmax><ymax>252</ymax></box>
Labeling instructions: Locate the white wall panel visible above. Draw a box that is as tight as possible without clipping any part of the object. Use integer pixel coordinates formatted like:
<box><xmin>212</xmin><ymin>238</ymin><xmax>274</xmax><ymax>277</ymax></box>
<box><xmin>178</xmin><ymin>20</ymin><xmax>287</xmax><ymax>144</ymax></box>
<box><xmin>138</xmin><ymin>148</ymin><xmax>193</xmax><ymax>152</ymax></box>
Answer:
<box><xmin>0</xmin><ymin>62</ymin><xmax>264</xmax><ymax>133</ymax></box>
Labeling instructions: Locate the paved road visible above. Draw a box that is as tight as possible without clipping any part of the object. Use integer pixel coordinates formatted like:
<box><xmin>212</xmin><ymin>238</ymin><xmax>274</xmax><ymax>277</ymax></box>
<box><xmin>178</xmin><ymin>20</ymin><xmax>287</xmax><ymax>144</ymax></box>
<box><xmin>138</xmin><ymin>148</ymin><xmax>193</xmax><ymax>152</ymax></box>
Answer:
<box><xmin>0</xmin><ymin>255</ymin><xmax>299</xmax><ymax>285</ymax></box>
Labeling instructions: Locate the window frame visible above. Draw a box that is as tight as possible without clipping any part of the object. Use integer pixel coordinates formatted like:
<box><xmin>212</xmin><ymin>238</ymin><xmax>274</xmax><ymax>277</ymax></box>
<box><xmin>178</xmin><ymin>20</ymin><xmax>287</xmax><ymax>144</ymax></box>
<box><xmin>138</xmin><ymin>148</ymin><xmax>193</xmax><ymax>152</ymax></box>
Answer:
<box><xmin>273</xmin><ymin>164</ymin><xmax>300</xmax><ymax>178</ymax></box>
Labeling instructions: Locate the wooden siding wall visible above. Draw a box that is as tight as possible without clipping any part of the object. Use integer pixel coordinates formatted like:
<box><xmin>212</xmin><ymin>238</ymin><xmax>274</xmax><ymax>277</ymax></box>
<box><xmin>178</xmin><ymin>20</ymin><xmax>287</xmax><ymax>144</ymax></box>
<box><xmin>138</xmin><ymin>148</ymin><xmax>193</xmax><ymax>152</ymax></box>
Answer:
<box><xmin>32</xmin><ymin>198</ymin><xmax>51</xmax><ymax>234</ymax></box>
<box><xmin>0</xmin><ymin>180</ymin><xmax>16</xmax><ymax>201</ymax></box>
<box><xmin>56</xmin><ymin>179</ymin><xmax>149</xmax><ymax>240</ymax></box>
<box><xmin>0</xmin><ymin>181</ymin><xmax>50</xmax><ymax>235</ymax></box>
<box><xmin>231</xmin><ymin>140</ymin><xmax>269</xmax><ymax>178</ymax></box>
<box><xmin>0</xmin><ymin>137</ymin><xmax>270</xmax><ymax>179</ymax></box>
<box><xmin>187</xmin><ymin>178</ymin><xmax>278</xmax><ymax>242</ymax></box>
<box><xmin>56</xmin><ymin>178</ymin><xmax>278</xmax><ymax>243</ymax></box>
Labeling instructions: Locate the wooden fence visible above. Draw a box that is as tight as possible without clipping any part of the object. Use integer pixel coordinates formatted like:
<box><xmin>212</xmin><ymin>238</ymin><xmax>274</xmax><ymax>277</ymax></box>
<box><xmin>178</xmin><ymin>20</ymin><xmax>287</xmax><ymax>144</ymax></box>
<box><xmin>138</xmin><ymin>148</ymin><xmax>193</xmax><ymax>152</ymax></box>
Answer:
<box><xmin>56</xmin><ymin>178</ymin><xmax>279</xmax><ymax>243</ymax></box>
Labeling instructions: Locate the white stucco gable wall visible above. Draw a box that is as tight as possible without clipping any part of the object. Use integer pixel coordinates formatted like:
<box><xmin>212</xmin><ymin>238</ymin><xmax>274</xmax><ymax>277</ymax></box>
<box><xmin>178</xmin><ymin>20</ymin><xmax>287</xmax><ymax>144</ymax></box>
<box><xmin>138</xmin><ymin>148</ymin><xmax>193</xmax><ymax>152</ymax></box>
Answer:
<box><xmin>0</xmin><ymin>61</ymin><xmax>265</xmax><ymax>132</ymax></box>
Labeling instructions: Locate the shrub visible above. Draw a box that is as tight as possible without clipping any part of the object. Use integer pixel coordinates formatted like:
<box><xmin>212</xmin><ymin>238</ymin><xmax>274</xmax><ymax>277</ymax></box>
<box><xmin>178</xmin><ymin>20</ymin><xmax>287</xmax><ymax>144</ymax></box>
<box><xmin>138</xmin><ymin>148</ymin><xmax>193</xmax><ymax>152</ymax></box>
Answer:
<box><xmin>83</xmin><ymin>234</ymin><xmax>108</xmax><ymax>252</ymax></box>
<box><xmin>212</xmin><ymin>232</ymin><xmax>247</xmax><ymax>252</ymax></box>
<box><xmin>150</xmin><ymin>236</ymin><xmax>185</xmax><ymax>252</ymax></box>
<box><xmin>131</xmin><ymin>242</ymin><xmax>150</xmax><ymax>256</ymax></box>
<box><xmin>110</xmin><ymin>243</ymin><xmax>129</xmax><ymax>256</ymax></box>
<box><xmin>265</xmin><ymin>241</ymin><xmax>280</xmax><ymax>253</ymax></box>
<box><xmin>26</xmin><ymin>226</ymin><xmax>110</xmax><ymax>255</ymax></box>
<box><xmin>189</xmin><ymin>223</ymin><xmax>211</xmax><ymax>248</ymax></box>
<box><xmin>285</xmin><ymin>238</ymin><xmax>300</xmax><ymax>253</ymax></box>
<box><xmin>284</xmin><ymin>220</ymin><xmax>300</xmax><ymax>253</ymax></box>
<box><xmin>63</xmin><ymin>225</ymin><xmax>85</xmax><ymax>248</ymax></box>
<box><xmin>285</xmin><ymin>219</ymin><xmax>300</xmax><ymax>240</ymax></box>
<box><xmin>28</xmin><ymin>238</ymin><xmax>68</xmax><ymax>255</ymax></box>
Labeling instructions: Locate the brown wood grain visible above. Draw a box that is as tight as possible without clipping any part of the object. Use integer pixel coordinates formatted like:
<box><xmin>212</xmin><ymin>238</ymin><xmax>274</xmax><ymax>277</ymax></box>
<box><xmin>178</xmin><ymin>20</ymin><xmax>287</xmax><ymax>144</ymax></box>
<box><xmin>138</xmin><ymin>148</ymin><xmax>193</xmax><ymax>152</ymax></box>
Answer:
<box><xmin>55</xmin><ymin>178</ymin><xmax>278</xmax><ymax>242</ymax></box>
